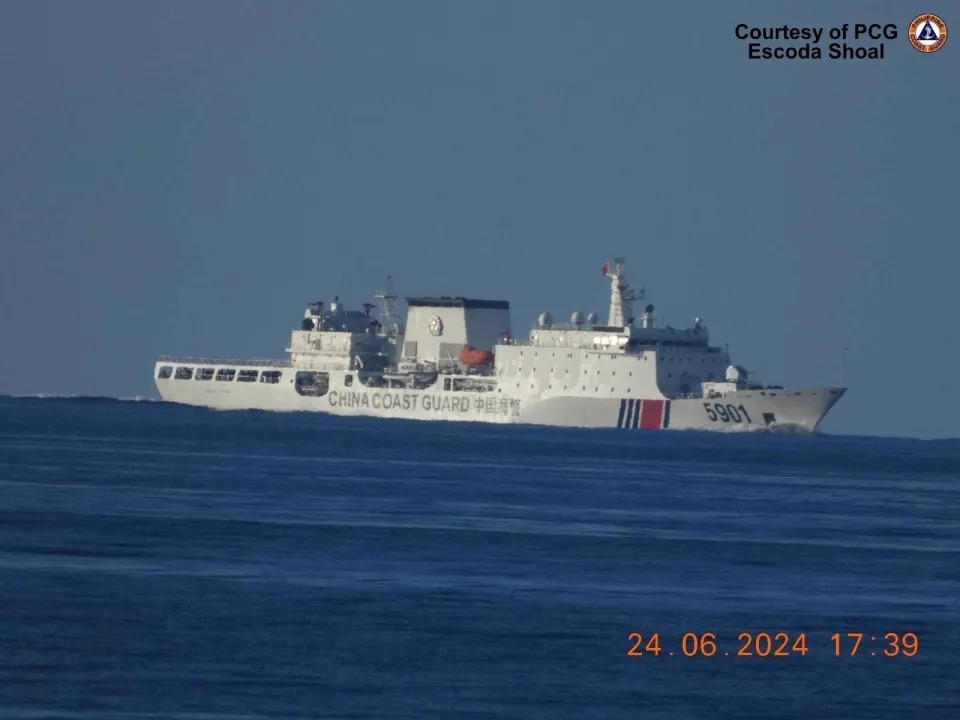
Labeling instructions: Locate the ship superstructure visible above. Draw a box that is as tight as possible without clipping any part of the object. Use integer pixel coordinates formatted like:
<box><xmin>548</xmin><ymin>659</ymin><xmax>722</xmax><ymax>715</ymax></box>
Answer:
<box><xmin>154</xmin><ymin>259</ymin><xmax>845</xmax><ymax>431</ymax></box>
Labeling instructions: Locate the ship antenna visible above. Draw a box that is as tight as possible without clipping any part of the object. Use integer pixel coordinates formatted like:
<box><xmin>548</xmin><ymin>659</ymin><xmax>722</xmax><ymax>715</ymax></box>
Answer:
<box><xmin>604</xmin><ymin>257</ymin><xmax>635</xmax><ymax>328</ymax></box>
<box><xmin>841</xmin><ymin>347</ymin><xmax>848</xmax><ymax>388</ymax></box>
<box><xmin>375</xmin><ymin>275</ymin><xmax>404</xmax><ymax>335</ymax></box>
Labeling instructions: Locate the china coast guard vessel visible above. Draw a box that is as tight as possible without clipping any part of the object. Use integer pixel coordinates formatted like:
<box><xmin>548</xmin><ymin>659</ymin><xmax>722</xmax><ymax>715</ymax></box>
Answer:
<box><xmin>154</xmin><ymin>259</ymin><xmax>845</xmax><ymax>431</ymax></box>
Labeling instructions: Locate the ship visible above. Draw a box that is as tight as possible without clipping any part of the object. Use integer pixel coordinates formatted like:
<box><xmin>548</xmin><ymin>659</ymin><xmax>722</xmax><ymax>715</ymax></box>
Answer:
<box><xmin>154</xmin><ymin>259</ymin><xmax>846</xmax><ymax>432</ymax></box>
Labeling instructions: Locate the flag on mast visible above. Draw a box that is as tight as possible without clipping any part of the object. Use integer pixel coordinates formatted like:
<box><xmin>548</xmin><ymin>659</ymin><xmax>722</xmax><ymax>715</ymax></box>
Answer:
<box><xmin>601</xmin><ymin>260</ymin><xmax>610</xmax><ymax>275</ymax></box>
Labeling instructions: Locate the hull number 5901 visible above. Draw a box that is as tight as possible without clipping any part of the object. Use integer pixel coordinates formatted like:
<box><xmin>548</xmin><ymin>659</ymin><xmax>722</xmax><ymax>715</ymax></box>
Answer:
<box><xmin>703</xmin><ymin>402</ymin><xmax>752</xmax><ymax>424</ymax></box>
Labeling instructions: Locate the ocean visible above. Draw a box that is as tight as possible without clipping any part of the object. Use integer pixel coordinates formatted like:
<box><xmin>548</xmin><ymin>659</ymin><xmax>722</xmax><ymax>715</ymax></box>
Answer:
<box><xmin>0</xmin><ymin>395</ymin><xmax>957</xmax><ymax>719</ymax></box>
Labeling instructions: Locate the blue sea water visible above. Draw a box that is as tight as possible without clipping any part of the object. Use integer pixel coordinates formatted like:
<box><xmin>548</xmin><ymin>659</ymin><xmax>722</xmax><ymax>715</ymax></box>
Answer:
<box><xmin>0</xmin><ymin>395</ymin><xmax>957</xmax><ymax>719</ymax></box>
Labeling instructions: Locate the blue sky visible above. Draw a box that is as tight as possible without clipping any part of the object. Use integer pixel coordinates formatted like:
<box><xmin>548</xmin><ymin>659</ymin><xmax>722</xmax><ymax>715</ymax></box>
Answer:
<box><xmin>1</xmin><ymin>1</ymin><xmax>956</xmax><ymax>438</ymax></box>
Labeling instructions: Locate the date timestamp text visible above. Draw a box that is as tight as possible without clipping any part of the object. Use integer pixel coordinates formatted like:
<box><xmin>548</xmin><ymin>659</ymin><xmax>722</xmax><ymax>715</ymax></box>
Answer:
<box><xmin>626</xmin><ymin>632</ymin><xmax>918</xmax><ymax>658</ymax></box>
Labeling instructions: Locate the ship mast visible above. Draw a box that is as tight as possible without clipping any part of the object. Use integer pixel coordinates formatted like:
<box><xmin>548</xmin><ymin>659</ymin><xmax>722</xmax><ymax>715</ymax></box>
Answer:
<box><xmin>603</xmin><ymin>258</ymin><xmax>639</xmax><ymax>327</ymax></box>
<box><xmin>375</xmin><ymin>275</ymin><xmax>404</xmax><ymax>335</ymax></box>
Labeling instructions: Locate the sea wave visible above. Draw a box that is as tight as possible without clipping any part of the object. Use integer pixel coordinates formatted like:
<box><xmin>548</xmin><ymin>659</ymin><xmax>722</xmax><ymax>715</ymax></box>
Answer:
<box><xmin>1</xmin><ymin>394</ymin><xmax>164</xmax><ymax>405</ymax></box>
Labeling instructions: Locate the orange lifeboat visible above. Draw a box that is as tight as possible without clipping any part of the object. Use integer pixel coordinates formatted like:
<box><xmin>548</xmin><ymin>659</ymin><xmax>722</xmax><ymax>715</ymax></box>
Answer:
<box><xmin>459</xmin><ymin>346</ymin><xmax>494</xmax><ymax>366</ymax></box>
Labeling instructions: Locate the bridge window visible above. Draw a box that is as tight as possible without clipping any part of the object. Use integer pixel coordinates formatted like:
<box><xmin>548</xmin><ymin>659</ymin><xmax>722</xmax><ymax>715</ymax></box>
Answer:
<box><xmin>237</xmin><ymin>370</ymin><xmax>259</xmax><ymax>382</ymax></box>
<box><xmin>174</xmin><ymin>367</ymin><xmax>193</xmax><ymax>380</ymax></box>
<box><xmin>157</xmin><ymin>366</ymin><xmax>172</xmax><ymax>379</ymax></box>
<box><xmin>216</xmin><ymin>369</ymin><xmax>236</xmax><ymax>381</ymax></box>
<box><xmin>260</xmin><ymin>371</ymin><xmax>282</xmax><ymax>384</ymax></box>
<box><xmin>295</xmin><ymin>371</ymin><xmax>329</xmax><ymax>397</ymax></box>
<box><xmin>451</xmin><ymin>378</ymin><xmax>494</xmax><ymax>392</ymax></box>
<box><xmin>344</xmin><ymin>375</ymin><xmax>353</xmax><ymax>387</ymax></box>
<box><xmin>196</xmin><ymin>368</ymin><xmax>214</xmax><ymax>381</ymax></box>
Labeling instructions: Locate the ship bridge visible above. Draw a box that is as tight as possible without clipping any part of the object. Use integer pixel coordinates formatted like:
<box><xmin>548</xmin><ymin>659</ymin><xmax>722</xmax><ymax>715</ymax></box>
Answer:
<box><xmin>495</xmin><ymin>258</ymin><xmax>732</xmax><ymax>398</ymax></box>
<box><xmin>287</xmin><ymin>296</ymin><xmax>393</xmax><ymax>372</ymax></box>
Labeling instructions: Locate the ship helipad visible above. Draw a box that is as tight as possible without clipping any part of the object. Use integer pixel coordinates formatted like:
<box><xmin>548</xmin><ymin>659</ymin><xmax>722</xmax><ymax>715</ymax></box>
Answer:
<box><xmin>154</xmin><ymin>258</ymin><xmax>845</xmax><ymax>431</ymax></box>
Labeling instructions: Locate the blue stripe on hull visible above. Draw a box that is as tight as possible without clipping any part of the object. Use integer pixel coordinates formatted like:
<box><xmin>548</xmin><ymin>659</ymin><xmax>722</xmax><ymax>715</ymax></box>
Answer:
<box><xmin>632</xmin><ymin>399</ymin><xmax>641</xmax><ymax>429</ymax></box>
<box><xmin>617</xmin><ymin>399</ymin><xmax>626</xmax><ymax>428</ymax></box>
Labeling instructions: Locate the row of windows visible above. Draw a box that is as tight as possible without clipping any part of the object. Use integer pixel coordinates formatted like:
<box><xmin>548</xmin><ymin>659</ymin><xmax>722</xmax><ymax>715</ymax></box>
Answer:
<box><xmin>511</xmin><ymin>355</ymin><xmax>717</xmax><ymax>370</ymax></box>
<box><xmin>158</xmin><ymin>366</ymin><xmax>282</xmax><ymax>384</ymax></box>
<box><xmin>511</xmin><ymin>383</ymin><xmax>644</xmax><ymax>392</ymax></box>
<box><xmin>516</xmin><ymin>347</ymin><xmax>711</xmax><ymax>357</ymax></box>
<box><xmin>510</xmin><ymin>382</ymin><xmax>688</xmax><ymax>391</ymax></box>
<box><xmin>511</xmin><ymin>358</ymin><xmax>719</xmax><ymax>376</ymax></box>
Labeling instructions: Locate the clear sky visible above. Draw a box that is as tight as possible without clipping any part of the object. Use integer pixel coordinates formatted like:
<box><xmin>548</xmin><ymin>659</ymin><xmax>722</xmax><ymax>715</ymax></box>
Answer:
<box><xmin>1</xmin><ymin>1</ymin><xmax>956</xmax><ymax>438</ymax></box>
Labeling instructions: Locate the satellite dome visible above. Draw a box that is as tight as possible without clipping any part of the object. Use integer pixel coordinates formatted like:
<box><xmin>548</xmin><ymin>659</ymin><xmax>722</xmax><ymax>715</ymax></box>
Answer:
<box><xmin>586</xmin><ymin>312</ymin><xmax>598</xmax><ymax>324</ymax></box>
<box><xmin>570</xmin><ymin>311</ymin><xmax>584</xmax><ymax>327</ymax></box>
<box><xmin>726</xmin><ymin>365</ymin><xmax>745</xmax><ymax>382</ymax></box>
<box><xmin>538</xmin><ymin>312</ymin><xmax>553</xmax><ymax>328</ymax></box>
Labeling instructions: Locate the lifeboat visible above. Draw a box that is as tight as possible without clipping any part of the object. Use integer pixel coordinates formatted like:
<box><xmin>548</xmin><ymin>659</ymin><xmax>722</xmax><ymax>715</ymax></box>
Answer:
<box><xmin>459</xmin><ymin>346</ymin><xmax>494</xmax><ymax>366</ymax></box>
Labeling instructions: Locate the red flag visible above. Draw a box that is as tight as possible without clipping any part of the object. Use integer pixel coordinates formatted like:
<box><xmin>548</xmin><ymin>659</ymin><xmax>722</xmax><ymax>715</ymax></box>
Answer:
<box><xmin>601</xmin><ymin>261</ymin><xmax>610</xmax><ymax>275</ymax></box>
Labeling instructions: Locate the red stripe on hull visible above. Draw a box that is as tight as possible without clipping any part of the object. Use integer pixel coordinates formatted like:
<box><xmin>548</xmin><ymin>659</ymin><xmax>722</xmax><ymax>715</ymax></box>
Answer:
<box><xmin>640</xmin><ymin>399</ymin><xmax>665</xmax><ymax>429</ymax></box>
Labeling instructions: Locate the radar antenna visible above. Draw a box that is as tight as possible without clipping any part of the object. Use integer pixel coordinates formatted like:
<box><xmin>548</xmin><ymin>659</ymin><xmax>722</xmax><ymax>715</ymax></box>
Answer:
<box><xmin>375</xmin><ymin>275</ymin><xmax>404</xmax><ymax>335</ymax></box>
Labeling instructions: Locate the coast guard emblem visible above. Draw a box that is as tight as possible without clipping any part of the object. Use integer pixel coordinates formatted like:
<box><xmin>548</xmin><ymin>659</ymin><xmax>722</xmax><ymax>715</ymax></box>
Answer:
<box><xmin>428</xmin><ymin>315</ymin><xmax>443</xmax><ymax>336</ymax></box>
<box><xmin>909</xmin><ymin>14</ymin><xmax>947</xmax><ymax>52</ymax></box>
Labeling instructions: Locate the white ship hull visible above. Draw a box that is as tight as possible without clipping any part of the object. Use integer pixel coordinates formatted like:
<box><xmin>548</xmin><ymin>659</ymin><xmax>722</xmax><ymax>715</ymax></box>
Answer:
<box><xmin>154</xmin><ymin>361</ymin><xmax>845</xmax><ymax>432</ymax></box>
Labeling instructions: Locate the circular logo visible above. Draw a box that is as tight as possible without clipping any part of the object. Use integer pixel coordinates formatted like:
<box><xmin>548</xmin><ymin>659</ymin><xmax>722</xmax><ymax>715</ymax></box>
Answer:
<box><xmin>427</xmin><ymin>315</ymin><xmax>443</xmax><ymax>336</ymax></box>
<box><xmin>909</xmin><ymin>14</ymin><xmax>947</xmax><ymax>52</ymax></box>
